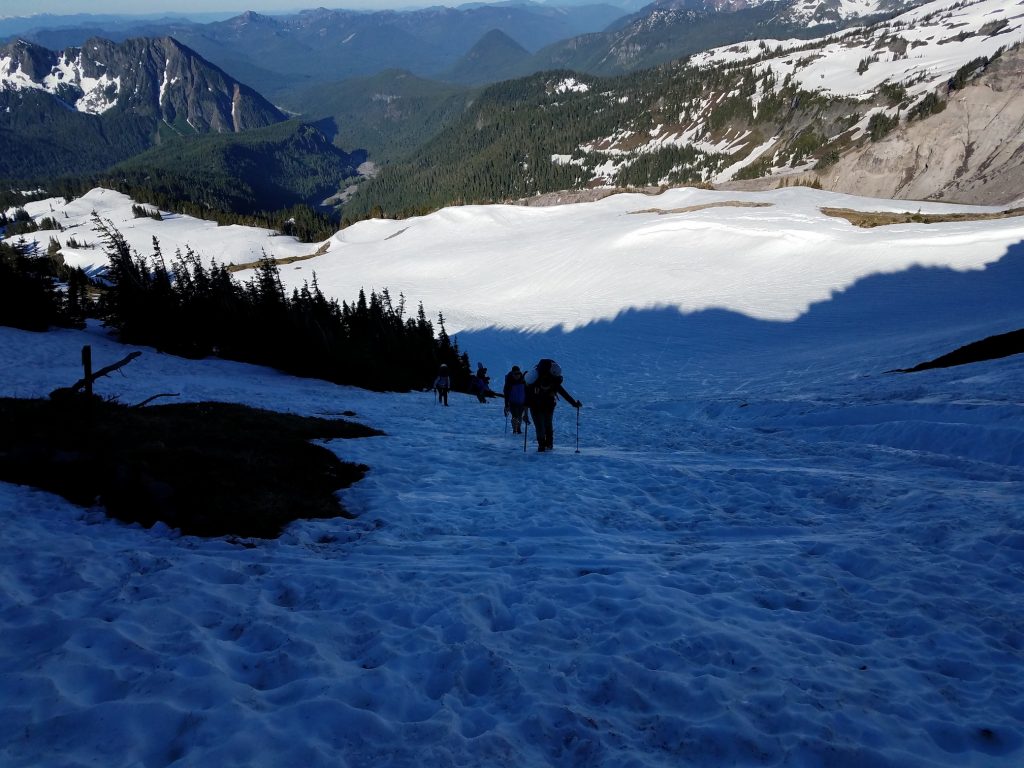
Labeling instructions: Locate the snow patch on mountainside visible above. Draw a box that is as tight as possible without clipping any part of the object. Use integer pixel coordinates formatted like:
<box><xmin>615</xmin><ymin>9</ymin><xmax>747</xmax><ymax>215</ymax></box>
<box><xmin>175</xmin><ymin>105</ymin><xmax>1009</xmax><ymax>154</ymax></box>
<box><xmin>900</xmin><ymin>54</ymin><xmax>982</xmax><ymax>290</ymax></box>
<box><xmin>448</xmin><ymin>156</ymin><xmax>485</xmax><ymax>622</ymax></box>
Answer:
<box><xmin>553</xmin><ymin>77</ymin><xmax>590</xmax><ymax>94</ymax></box>
<box><xmin>786</xmin><ymin>0</ymin><xmax>920</xmax><ymax>26</ymax></box>
<box><xmin>0</xmin><ymin>47</ymin><xmax>121</xmax><ymax>114</ymax></box>
<box><xmin>0</xmin><ymin>52</ymin><xmax>36</xmax><ymax>91</ymax></box>
<box><xmin>691</xmin><ymin>0</ymin><xmax>1023</xmax><ymax>100</ymax></box>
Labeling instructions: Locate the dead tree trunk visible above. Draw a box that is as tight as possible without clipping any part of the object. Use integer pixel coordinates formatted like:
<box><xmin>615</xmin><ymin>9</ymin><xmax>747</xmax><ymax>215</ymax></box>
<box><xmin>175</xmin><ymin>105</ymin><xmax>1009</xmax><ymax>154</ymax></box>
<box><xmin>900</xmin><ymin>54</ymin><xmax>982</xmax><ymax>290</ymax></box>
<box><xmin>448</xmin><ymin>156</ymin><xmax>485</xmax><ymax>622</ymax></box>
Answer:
<box><xmin>50</xmin><ymin>347</ymin><xmax>142</xmax><ymax>400</ymax></box>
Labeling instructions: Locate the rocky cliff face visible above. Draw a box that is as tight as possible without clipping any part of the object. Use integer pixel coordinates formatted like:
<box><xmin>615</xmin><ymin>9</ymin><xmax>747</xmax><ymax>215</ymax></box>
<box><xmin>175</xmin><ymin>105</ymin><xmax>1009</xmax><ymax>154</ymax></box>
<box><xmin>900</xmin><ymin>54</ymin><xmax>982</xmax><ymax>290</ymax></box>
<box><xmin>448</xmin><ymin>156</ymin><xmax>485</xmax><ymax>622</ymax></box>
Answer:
<box><xmin>0</xmin><ymin>36</ymin><xmax>284</xmax><ymax>132</ymax></box>
<box><xmin>820</xmin><ymin>47</ymin><xmax>1024</xmax><ymax>205</ymax></box>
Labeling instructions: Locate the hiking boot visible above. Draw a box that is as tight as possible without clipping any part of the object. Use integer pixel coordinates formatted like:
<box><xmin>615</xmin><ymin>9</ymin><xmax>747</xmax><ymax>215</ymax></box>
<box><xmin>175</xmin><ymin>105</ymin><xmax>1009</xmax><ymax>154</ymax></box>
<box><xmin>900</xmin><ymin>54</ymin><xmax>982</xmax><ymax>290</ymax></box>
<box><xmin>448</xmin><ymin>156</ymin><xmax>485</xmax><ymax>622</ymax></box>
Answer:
<box><xmin>537</xmin><ymin>446</ymin><xmax>545</xmax><ymax>452</ymax></box>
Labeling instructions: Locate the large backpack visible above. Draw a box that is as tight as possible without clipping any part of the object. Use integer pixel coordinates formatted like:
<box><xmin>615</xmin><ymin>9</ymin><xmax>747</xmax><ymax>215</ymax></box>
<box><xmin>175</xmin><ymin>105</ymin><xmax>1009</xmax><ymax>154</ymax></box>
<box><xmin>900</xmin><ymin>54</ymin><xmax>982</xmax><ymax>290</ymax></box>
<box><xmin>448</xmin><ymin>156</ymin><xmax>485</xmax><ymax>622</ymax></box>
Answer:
<box><xmin>525</xmin><ymin>358</ymin><xmax>562</xmax><ymax>385</ymax></box>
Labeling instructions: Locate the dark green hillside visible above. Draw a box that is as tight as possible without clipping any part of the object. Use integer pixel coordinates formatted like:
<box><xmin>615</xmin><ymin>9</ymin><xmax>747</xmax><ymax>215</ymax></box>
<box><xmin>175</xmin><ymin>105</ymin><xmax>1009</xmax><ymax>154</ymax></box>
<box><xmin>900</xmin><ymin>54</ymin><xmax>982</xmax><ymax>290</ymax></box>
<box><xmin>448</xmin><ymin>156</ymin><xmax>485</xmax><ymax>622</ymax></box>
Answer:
<box><xmin>341</xmin><ymin>68</ymin><xmax>649</xmax><ymax>218</ymax></box>
<box><xmin>343</xmin><ymin>60</ymin><xmax>864</xmax><ymax>219</ymax></box>
<box><xmin>283</xmin><ymin>70</ymin><xmax>476</xmax><ymax>163</ymax></box>
<box><xmin>110</xmin><ymin>120</ymin><xmax>362</xmax><ymax>214</ymax></box>
<box><xmin>0</xmin><ymin>89</ymin><xmax>153</xmax><ymax>180</ymax></box>
<box><xmin>343</xmin><ymin>67</ymin><xmax>700</xmax><ymax>218</ymax></box>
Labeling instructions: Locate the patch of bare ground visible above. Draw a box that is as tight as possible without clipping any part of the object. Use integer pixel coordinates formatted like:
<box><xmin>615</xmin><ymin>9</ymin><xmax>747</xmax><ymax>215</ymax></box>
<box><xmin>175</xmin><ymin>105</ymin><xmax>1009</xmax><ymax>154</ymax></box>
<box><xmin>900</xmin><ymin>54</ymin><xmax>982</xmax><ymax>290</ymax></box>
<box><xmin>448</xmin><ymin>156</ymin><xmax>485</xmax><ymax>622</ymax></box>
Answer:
<box><xmin>227</xmin><ymin>240</ymin><xmax>331</xmax><ymax>273</ymax></box>
<box><xmin>822</xmin><ymin>206</ymin><xmax>1024</xmax><ymax>228</ymax></box>
<box><xmin>514</xmin><ymin>186</ymin><xmax>665</xmax><ymax>207</ymax></box>
<box><xmin>630</xmin><ymin>200</ymin><xmax>774</xmax><ymax>215</ymax></box>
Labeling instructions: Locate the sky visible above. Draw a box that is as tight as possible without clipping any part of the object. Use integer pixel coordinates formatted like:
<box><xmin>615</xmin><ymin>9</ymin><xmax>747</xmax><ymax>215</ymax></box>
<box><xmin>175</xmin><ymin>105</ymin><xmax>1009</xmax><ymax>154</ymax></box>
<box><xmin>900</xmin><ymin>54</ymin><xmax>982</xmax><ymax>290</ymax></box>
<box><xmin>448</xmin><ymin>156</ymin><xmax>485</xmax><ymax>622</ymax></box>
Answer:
<box><xmin>2</xmin><ymin>185</ymin><xmax>1022</xmax><ymax>766</ymax></box>
<box><xmin>0</xmin><ymin>0</ymin><xmax>445</xmax><ymax>17</ymax></box>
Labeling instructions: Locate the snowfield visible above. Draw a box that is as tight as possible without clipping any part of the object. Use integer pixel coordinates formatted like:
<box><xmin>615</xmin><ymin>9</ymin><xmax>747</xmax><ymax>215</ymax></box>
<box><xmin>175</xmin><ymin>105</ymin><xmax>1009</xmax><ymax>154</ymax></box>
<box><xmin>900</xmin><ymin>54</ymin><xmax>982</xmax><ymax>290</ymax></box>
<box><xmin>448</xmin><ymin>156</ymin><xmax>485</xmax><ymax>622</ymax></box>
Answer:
<box><xmin>2</xmin><ymin>186</ymin><xmax>1023</xmax><ymax>767</ymax></box>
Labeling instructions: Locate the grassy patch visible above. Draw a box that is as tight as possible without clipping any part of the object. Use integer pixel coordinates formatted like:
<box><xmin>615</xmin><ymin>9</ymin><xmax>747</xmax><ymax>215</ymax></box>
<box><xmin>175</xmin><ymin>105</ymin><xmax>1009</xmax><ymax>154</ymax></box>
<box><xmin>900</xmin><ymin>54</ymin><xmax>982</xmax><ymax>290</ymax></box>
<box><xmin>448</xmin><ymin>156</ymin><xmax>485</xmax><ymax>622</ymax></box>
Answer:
<box><xmin>0</xmin><ymin>398</ymin><xmax>382</xmax><ymax>539</ymax></box>
<box><xmin>226</xmin><ymin>240</ymin><xmax>332</xmax><ymax>273</ymax></box>
<box><xmin>822</xmin><ymin>206</ymin><xmax>1024</xmax><ymax>228</ymax></box>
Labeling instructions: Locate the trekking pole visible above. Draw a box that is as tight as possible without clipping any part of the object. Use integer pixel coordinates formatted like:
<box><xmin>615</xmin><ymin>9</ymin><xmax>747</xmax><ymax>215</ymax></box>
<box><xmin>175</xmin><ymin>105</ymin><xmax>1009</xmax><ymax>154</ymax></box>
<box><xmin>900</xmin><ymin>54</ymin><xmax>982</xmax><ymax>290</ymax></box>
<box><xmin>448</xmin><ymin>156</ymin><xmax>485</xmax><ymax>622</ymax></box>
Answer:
<box><xmin>523</xmin><ymin>416</ymin><xmax>528</xmax><ymax>452</ymax></box>
<box><xmin>505</xmin><ymin>409</ymin><xmax>508</xmax><ymax>435</ymax></box>
<box><xmin>575</xmin><ymin>407</ymin><xmax>580</xmax><ymax>454</ymax></box>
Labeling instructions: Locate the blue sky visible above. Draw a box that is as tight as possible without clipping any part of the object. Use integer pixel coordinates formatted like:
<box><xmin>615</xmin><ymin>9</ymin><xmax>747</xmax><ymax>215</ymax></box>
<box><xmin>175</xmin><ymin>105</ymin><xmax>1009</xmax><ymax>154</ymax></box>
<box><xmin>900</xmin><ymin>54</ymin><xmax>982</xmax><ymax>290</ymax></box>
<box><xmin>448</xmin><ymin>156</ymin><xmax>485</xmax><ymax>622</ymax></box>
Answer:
<box><xmin>0</xmin><ymin>0</ymin><xmax>432</xmax><ymax>16</ymax></box>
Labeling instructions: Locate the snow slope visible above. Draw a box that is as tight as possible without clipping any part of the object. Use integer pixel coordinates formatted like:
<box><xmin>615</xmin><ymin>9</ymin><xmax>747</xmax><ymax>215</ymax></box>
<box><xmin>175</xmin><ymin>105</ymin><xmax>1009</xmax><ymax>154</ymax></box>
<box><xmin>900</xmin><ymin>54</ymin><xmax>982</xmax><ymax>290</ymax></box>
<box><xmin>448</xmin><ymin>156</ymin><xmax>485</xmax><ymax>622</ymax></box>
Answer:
<box><xmin>690</xmin><ymin>0</ymin><xmax>1024</xmax><ymax>101</ymax></box>
<box><xmin>2</xmin><ymin>187</ymin><xmax>1023</xmax><ymax>767</ymax></box>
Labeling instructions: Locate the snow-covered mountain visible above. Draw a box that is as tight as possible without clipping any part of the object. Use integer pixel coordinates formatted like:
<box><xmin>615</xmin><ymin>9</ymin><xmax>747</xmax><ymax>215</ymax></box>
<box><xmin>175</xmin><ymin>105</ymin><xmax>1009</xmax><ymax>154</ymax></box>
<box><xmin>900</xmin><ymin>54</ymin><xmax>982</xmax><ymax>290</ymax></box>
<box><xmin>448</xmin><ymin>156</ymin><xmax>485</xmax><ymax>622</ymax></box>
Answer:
<box><xmin>525</xmin><ymin>0</ymin><xmax>923</xmax><ymax>75</ymax></box>
<box><xmin>0</xmin><ymin>36</ymin><xmax>284</xmax><ymax>130</ymax></box>
<box><xmin>687</xmin><ymin>0</ymin><xmax>1019</xmax><ymax>98</ymax></box>
<box><xmin>685</xmin><ymin>0</ymin><xmax>1024</xmax><ymax>201</ymax></box>
<box><xmin>2</xmin><ymin>185</ymin><xmax>1022</xmax><ymax>767</ymax></box>
<box><xmin>781</xmin><ymin>0</ymin><xmax>918</xmax><ymax>26</ymax></box>
<box><xmin>640</xmin><ymin>0</ymin><xmax>918</xmax><ymax>26</ymax></box>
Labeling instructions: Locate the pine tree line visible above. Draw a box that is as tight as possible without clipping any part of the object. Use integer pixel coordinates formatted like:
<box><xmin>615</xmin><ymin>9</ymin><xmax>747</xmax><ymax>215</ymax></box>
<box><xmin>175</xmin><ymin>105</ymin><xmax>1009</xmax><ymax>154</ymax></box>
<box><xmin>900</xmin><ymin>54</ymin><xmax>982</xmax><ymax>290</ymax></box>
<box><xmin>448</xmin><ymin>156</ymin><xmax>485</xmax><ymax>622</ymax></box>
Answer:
<box><xmin>92</xmin><ymin>217</ymin><xmax>472</xmax><ymax>392</ymax></box>
<box><xmin>0</xmin><ymin>238</ymin><xmax>90</xmax><ymax>332</ymax></box>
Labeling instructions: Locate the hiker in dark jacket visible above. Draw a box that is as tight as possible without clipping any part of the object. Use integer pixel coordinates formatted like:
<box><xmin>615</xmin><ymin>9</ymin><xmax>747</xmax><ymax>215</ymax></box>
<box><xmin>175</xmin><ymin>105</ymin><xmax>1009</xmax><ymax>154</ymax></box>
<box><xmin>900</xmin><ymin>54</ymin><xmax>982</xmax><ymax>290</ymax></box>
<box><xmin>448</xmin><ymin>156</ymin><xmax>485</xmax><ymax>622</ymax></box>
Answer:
<box><xmin>472</xmin><ymin>364</ymin><xmax>495</xmax><ymax>403</ymax></box>
<box><xmin>434</xmin><ymin>364</ymin><xmax>451</xmax><ymax>406</ymax></box>
<box><xmin>524</xmin><ymin>359</ymin><xmax>581</xmax><ymax>452</ymax></box>
<box><xmin>503</xmin><ymin>365</ymin><xmax>527</xmax><ymax>434</ymax></box>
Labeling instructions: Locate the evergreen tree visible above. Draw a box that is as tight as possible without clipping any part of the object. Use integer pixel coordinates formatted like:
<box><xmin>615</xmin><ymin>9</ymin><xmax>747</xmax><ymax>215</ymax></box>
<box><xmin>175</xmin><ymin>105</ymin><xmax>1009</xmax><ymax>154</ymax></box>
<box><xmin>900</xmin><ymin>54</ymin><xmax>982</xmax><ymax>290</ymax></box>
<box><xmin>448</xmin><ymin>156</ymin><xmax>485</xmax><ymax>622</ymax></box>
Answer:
<box><xmin>88</xmin><ymin>222</ymin><xmax>474</xmax><ymax>392</ymax></box>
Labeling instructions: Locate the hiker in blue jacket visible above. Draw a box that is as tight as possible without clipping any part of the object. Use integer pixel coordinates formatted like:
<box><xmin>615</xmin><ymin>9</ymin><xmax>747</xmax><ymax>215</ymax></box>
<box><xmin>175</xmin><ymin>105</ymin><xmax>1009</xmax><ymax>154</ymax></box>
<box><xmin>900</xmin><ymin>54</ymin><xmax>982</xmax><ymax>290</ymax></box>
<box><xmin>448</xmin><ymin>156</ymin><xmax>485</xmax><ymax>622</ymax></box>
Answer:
<box><xmin>503</xmin><ymin>365</ymin><xmax>528</xmax><ymax>434</ymax></box>
<box><xmin>524</xmin><ymin>359</ymin><xmax>581</xmax><ymax>452</ymax></box>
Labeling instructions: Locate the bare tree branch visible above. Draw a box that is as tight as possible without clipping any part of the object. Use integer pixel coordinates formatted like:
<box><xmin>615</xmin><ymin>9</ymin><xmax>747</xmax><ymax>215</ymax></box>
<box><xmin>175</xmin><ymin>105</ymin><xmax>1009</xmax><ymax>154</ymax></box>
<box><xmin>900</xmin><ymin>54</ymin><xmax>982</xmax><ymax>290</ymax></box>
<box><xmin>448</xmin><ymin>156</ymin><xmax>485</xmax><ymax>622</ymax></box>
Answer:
<box><xmin>134</xmin><ymin>393</ymin><xmax>180</xmax><ymax>408</ymax></box>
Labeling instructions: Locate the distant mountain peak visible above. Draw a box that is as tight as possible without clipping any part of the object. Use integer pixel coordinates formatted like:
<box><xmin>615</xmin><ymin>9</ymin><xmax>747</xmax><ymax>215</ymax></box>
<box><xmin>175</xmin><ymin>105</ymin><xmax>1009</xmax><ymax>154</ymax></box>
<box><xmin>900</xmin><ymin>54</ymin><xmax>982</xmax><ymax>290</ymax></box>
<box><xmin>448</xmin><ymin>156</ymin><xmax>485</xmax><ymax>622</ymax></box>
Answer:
<box><xmin>474</xmin><ymin>28</ymin><xmax>531</xmax><ymax>52</ymax></box>
<box><xmin>443</xmin><ymin>27</ymin><xmax>532</xmax><ymax>84</ymax></box>
<box><xmin>236</xmin><ymin>10</ymin><xmax>275</xmax><ymax>24</ymax></box>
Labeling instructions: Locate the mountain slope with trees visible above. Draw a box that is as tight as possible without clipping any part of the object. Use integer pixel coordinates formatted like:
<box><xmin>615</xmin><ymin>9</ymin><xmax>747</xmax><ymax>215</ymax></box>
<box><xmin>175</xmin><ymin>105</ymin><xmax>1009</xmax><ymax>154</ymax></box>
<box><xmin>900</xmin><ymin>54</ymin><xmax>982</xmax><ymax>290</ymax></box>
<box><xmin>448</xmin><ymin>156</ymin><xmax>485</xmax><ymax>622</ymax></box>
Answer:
<box><xmin>108</xmin><ymin>121</ymin><xmax>363</xmax><ymax>216</ymax></box>
<box><xmin>346</xmin><ymin>0</ymin><xmax>1024</xmax><ymax>218</ymax></box>
<box><xmin>282</xmin><ymin>71</ymin><xmax>477</xmax><ymax>164</ymax></box>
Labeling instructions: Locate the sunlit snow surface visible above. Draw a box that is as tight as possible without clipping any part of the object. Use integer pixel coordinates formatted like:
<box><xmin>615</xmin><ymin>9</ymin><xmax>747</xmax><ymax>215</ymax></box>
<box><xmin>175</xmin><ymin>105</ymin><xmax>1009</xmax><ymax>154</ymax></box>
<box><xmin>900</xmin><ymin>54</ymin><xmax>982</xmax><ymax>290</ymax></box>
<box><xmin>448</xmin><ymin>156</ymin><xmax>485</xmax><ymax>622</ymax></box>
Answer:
<box><xmin>2</xmin><ymin>186</ymin><xmax>1023</xmax><ymax>767</ymax></box>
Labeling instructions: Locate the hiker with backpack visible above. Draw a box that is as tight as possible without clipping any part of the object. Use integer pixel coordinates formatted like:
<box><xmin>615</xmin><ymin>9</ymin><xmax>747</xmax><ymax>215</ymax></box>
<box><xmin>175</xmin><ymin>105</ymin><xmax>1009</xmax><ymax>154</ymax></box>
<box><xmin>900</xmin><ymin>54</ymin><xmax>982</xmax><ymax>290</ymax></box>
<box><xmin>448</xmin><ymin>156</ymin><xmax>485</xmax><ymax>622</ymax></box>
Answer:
<box><xmin>525</xmin><ymin>358</ymin><xmax>581</xmax><ymax>452</ymax></box>
<box><xmin>503</xmin><ymin>365</ymin><xmax>527</xmax><ymax>434</ymax></box>
<box><xmin>472</xmin><ymin>364</ymin><xmax>497</xmax><ymax>403</ymax></box>
<box><xmin>434</xmin><ymin>364</ymin><xmax>451</xmax><ymax>406</ymax></box>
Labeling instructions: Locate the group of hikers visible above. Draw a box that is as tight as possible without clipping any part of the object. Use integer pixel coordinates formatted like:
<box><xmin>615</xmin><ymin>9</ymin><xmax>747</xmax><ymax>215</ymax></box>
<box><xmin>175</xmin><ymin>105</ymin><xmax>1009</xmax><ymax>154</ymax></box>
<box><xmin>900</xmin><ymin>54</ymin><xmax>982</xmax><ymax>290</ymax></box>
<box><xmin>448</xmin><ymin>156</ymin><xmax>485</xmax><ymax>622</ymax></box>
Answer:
<box><xmin>433</xmin><ymin>358</ymin><xmax>582</xmax><ymax>452</ymax></box>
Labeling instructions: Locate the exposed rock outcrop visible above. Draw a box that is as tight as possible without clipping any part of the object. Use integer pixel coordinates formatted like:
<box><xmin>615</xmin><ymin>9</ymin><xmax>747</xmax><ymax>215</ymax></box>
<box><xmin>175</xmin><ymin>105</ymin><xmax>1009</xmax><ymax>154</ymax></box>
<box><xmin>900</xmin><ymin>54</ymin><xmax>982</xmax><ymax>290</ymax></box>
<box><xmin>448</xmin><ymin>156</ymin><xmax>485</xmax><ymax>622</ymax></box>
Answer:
<box><xmin>820</xmin><ymin>46</ymin><xmax>1024</xmax><ymax>206</ymax></box>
